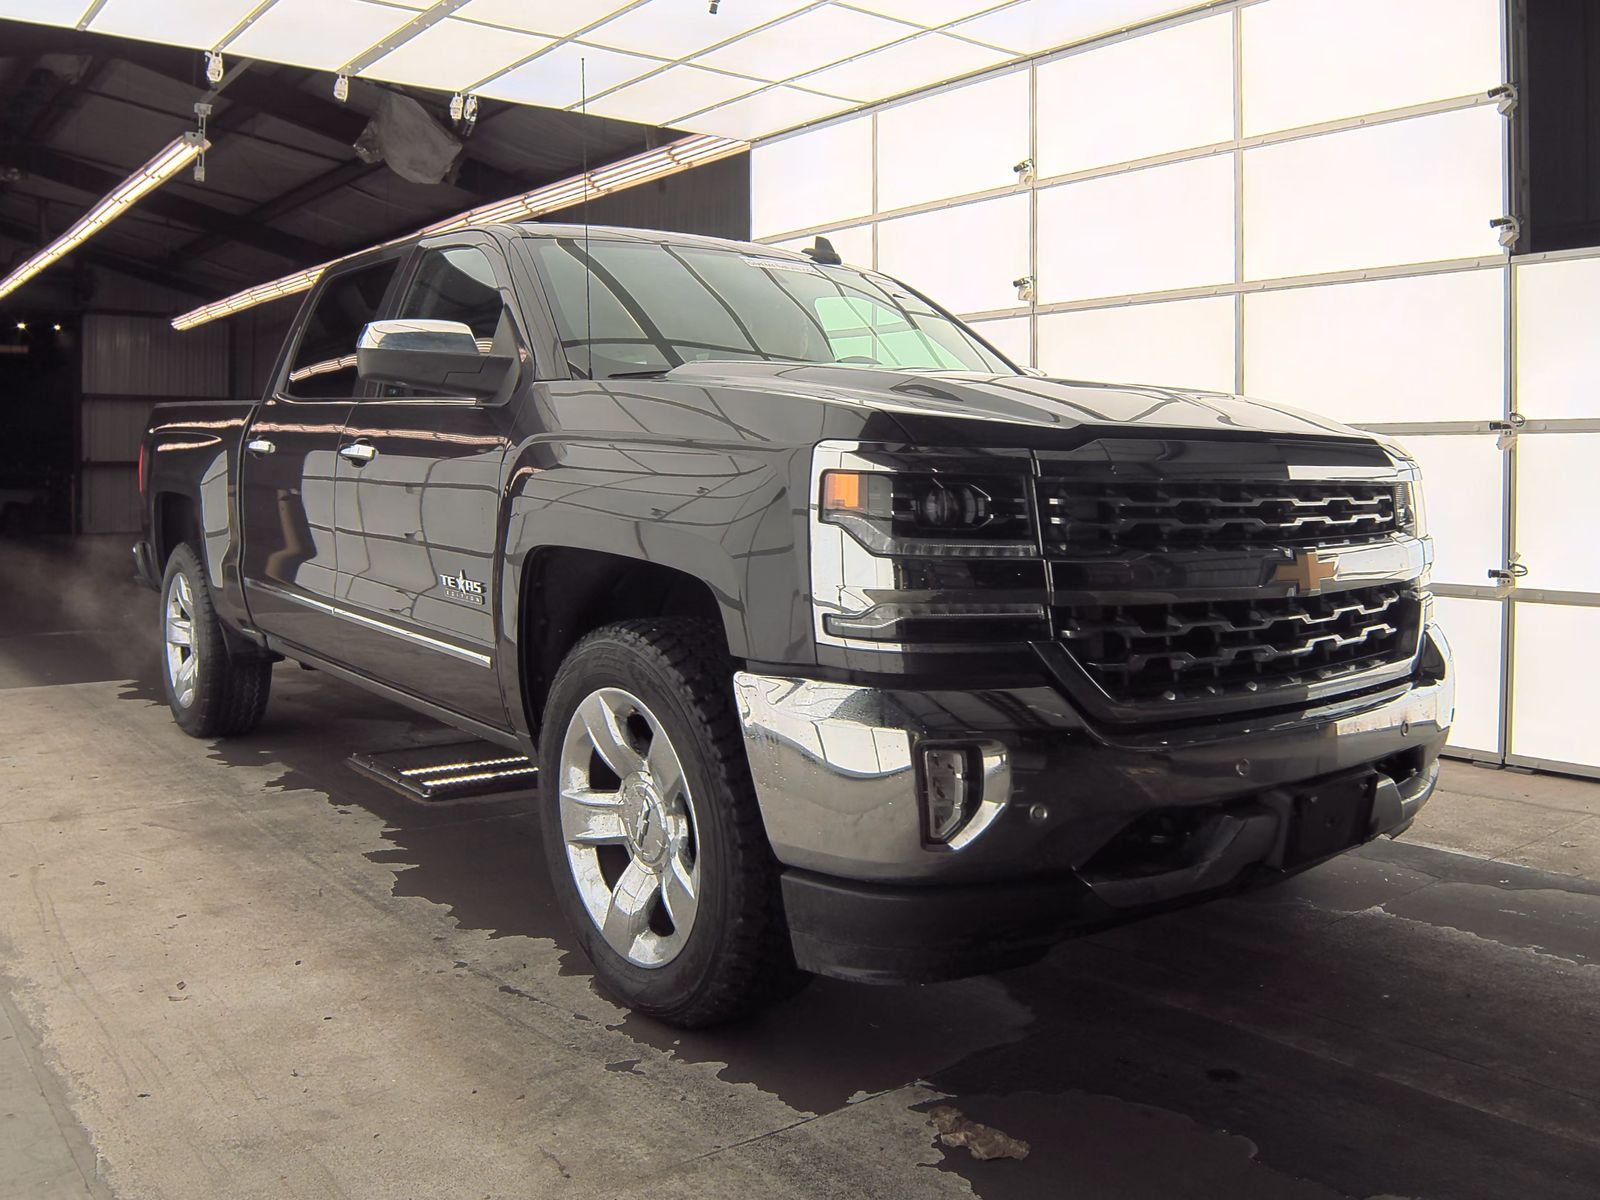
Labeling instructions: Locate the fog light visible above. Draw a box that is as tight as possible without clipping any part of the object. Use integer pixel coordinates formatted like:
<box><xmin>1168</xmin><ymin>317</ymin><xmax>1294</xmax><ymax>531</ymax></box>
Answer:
<box><xmin>921</xmin><ymin>746</ymin><xmax>976</xmax><ymax>843</ymax></box>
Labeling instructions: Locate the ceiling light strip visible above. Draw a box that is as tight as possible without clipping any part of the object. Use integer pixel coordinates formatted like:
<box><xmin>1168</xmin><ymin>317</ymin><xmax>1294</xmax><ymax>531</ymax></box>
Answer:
<box><xmin>170</xmin><ymin>132</ymin><xmax>747</xmax><ymax>330</ymax></box>
<box><xmin>0</xmin><ymin>133</ymin><xmax>208</xmax><ymax>304</ymax></box>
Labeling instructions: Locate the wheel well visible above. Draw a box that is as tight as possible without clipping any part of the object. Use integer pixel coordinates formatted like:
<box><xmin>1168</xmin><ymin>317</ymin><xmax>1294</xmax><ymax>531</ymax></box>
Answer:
<box><xmin>520</xmin><ymin>548</ymin><xmax>727</xmax><ymax>733</ymax></box>
<box><xmin>154</xmin><ymin>492</ymin><xmax>199</xmax><ymax>570</ymax></box>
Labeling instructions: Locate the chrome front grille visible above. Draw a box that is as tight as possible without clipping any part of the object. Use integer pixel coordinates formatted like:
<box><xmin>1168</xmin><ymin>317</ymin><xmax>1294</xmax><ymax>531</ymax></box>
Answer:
<box><xmin>1055</xmin><ymin>583</ymin><xmax>1421</xmax><ymax>705</ymax></box>
<box><xmin>1039</xmin><ymin>479</ymin><xmax>1401</xmax><ymax>553</ymax></box>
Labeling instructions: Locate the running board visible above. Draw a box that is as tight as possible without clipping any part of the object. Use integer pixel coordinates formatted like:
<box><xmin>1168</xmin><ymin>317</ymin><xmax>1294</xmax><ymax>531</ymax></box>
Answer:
<box><xmin>348</xmin><ymin>741</ymin><xmax>537</xmax><ymax>804</ymax></box>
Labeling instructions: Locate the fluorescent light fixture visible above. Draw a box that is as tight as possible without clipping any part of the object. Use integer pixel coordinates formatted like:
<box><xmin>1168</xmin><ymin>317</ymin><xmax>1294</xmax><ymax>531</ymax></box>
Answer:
<box><xmin>0</xmin><ymin>133</ymin><xmax>208</xmax><ymax>305</ymax></box>
<box><xmin>172</xmin><ymin>133</ymin><xmax>748</xmax><ymax>330</ymax></box>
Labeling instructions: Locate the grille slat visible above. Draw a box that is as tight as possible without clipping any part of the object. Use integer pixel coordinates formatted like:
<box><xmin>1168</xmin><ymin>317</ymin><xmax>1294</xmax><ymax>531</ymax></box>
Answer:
<box><xmin>1055</xmin><ymin>583</ymin><xmax>1419</xmax><ymax>705</ymax></box>
<box><xmin>1040</xmin><ymin>479</ymin><xmax>1401</xmax><ymax>552</ymax></box>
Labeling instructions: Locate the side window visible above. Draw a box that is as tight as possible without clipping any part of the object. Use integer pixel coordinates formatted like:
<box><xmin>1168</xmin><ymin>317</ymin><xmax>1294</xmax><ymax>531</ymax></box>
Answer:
<box><xmin>379</xmin><ymin>246</ymin><xmax>521</xmax><ymax>398</ymax></box>
<box><xmin>283</xmin><ymin>259</ymin><xmax>398</xmax><ymax>399</ymax></box>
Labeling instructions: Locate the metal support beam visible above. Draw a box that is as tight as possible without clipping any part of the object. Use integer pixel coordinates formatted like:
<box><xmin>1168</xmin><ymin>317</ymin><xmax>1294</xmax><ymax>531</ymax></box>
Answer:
<box><xmin>0</xmin><ymin>144</ymin><xmax>334</xmax><ymax>264</ymax></box>
<box><xmin>164</xmin><ymin>157</ymin><xmax>381</xmax><ymax>265</ymax></box>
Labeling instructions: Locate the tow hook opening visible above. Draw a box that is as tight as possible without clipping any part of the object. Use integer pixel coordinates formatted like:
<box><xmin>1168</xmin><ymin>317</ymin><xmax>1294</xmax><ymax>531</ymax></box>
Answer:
<box><xmin>1377</xmin><ymin>746</ymin><xmax>1426</xmax><ymax>792</ymax></box>
<box><xmin>1080</xmin><ymin>805</ymin><xmax>1228</xmax><ymax>882</ymax></box>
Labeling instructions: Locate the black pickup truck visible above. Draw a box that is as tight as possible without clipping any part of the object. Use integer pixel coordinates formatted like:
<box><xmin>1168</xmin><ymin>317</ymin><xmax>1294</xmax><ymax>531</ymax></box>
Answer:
<box><xmin>136</xmin><ymin>224</ymin><xmax>1454</xmax><ymax>1026</ymax></box>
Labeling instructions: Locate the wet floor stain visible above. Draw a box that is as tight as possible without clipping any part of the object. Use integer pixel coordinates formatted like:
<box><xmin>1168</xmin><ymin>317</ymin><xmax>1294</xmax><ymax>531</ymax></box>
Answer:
<box><xmin>912</xmin><ymin>1089</ymin><xmax>1349</xmax><ymax>1200</ymax></box>
<box><xmin>614</xmin><ymin>974</ymin><xmax>1034</xmax><ymax>1117</ymax></box>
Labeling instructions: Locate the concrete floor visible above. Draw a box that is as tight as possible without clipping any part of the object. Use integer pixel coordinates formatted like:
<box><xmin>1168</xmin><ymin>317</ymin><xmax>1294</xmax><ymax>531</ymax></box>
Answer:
<box><xmin>3</xmin><ymin>537</ymin><xmax>1599</xmax><ymax>1200</ymax></box>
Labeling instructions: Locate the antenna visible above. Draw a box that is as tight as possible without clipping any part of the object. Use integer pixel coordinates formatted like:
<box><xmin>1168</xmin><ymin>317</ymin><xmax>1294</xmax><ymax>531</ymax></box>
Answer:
<box><xmin>581</xmin><ymin>56</ymin><xmax>592</xmax><ymax>380</ymax></box>
<box><xmin>803</xmin><ymin>235</ymin><xmax>841</xmax><ymax>266</ymax></box>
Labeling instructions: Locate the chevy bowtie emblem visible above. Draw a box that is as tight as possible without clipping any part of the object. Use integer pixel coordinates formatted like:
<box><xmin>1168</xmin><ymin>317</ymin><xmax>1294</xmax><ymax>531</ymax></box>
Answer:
<box><xmin>1273</xmin><ymin>548</ymin><xmax>1338</xmax><ymax>594</ymax></box>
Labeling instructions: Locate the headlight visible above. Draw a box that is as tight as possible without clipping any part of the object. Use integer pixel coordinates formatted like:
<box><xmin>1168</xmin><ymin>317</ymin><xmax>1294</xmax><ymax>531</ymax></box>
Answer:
<box><xmin>1395</xmin><ymin>482</ymin><xmax>1419</xmax><ymax>535</ymax></box>
<box><xmin>1395</xmin><ymin>477</ymin><xmax>1427</xmax><ymax>538</ymax></box>
<box><xmin>810</xmin><ymin>443</ymin><xmax>1048</xmax><ymax>650</ymax></box>
<box><xmin>818</xmin><ymin>470</ymin><xmax>1035</xmax><ymax>557</ymax></box>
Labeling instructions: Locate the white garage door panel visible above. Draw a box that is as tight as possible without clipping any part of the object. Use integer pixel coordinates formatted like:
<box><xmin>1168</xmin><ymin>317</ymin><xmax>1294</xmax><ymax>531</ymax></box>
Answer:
<box><xmin>1035</xmin><ymin>14</ymin><xmax>1234</xmax><ymax>177</ymax></box>
<box><xmin>969</xmin><ymin>317</ymin><xmax>1033</xmax><ymax>367</ymax></box>
<box><xmin>751</xmin><ymin>117</ymin><xmax>874</xmax><ymax>238</ymax></box>
<box><xmin>1432</xmin><ymin>597</ymin><xmax>1503</xmax><ymax>756</ymax></box>
<box><xmin>876</xmin><ymin>71</ymin><xmax>1030</xmax><ymax>212</ymax></box>
<box><xmin>1401</xmin><ymin>435</ymin><xmax>1503</xmax><ymax>588</ymax></box>
<box><xmin>1036</xmin><ymin>297</ymin><xmax>1235</xmax><ymax>392</ymax></box>
<box><xmin>1243</xmin><ymin>269</ymin><xmax>1506</xmax><ymax>425</ymax></box>
<box><xmin>798</xmin><ymin>33</ymin><xmax>1011</xmax><ymax>105</ymax></box>
<box><xmin>877</xmin><ymin>194</ymin><xmax>1029</xmax><ymax>315</ymax></box>
<box><xmin>1514</xmin><ymin>435</ymin><xmax>1600</xmax><ymax>595</ymax></box>
<box><xmin>1243</xmin><ymin>106</ymin><xmax>1503</xmax><ymax>280</ymax></box>
<box><xmin>1516</xmin><ymin>257</ymin><xmax>1600</xmax><ymax>420</ymax></box>
<box><xmin>1241</xmin><ymin>0</ymin><xmax>1503</xmax><ymax>136</ymax></box>
<box><xmin>1037</xmin><ymin>154</ymin><xmax>1235</xmax><ymax>303</ymax></box>
<box><xmin>1511</xmin><ymin>604</ymin><xmax>1600</xmax><ymax>767</ymax></box>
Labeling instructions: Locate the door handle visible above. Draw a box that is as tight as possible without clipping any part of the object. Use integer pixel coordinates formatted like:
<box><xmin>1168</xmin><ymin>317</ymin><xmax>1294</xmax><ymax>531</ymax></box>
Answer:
<box><xmin>245</xmin><ymin>438</ymin><xmax>275</xmax><ymax>456</ymax></box>
<box><xmin>339</xmin><ymin>442</ymin><xmax>378</xmax><ymax>466</ymax></box>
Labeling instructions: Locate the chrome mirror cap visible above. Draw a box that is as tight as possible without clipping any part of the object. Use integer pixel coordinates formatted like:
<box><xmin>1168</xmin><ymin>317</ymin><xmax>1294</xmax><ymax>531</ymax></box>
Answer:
<box><xmin>358</xmin><ymin>318</ymin><xmax>479</xmax><ymax>355</ymax></box>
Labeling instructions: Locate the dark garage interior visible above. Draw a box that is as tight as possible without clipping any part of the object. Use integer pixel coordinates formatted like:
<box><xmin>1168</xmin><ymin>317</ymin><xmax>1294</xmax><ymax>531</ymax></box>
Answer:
<box><xmin>3</xmin><ymin>3</ymin><xmax>1600</xmax><ymax>1199</ymax></box>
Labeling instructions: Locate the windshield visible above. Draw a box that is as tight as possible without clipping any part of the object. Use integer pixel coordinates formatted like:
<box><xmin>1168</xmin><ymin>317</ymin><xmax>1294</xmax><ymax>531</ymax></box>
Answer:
<box><xmin>527</xmin><ymin>236</ymin><xmax>1017</xmax><ymax>381</ymax></box>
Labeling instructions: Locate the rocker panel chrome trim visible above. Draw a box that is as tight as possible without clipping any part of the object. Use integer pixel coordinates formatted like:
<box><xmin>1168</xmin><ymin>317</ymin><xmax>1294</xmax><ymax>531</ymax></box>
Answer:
<box><xmin>245</xmin><ymin>580</ymin><xmax>493</xmax><ymax>668</ymax></box>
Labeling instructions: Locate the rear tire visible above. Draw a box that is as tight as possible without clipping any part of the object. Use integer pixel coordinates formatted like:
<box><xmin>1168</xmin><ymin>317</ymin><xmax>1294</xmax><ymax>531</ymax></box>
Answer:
<box><xmin>538</xmin><ymin>618</ymin><xmax>807</xmax><ymax>1027</ymax></box>
<box><xmin>160</xmin><ymin>544</ymin><xmax>272</xmax><ymax>738</ymax></box>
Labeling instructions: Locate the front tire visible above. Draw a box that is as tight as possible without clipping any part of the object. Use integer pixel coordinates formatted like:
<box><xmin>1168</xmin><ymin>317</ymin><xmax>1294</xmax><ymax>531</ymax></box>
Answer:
<box><xmin>160</xmin><ymin>544</ymin><xmax>272</xmax><ymax>738</ymax></box>
<box><xmin>538</xmin><ymin>619</ymin><xmax>805</xmax><ymax>1027</ymax></box>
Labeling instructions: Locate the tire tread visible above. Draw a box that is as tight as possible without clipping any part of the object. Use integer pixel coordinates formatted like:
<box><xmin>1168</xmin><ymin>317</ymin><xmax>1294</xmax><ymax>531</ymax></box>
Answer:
<box><xmin>542</xmin><ymin>618</ymin><xmax>805</xmax><ymax>1027</ymax></box>
<box><xmin>162</xmin><ymin>544</ymin><xmax>272</xmax><ymax>738</ymax></box>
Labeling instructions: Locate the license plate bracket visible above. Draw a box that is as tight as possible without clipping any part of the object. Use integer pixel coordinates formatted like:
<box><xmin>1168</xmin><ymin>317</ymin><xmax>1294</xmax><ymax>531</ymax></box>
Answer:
<box><xmin>1284</xmin><ymin>773</ymin><xmax>1376</xmax><ymax>869</ymax></box>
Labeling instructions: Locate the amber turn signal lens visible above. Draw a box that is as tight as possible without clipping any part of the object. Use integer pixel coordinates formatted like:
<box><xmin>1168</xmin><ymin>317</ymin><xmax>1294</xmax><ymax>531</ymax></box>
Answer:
<box><xmin>821</xmin><ymin>471</ymin><xmax>865</xmax><ymax>513</ymax></box>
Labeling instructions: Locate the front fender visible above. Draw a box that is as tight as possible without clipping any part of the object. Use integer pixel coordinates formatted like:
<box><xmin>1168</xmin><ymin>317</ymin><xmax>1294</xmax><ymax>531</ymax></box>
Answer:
<box><xmin>499</xmin><ymin>436</ymin><xmax>814</xmax><ymax>664</ymax></box>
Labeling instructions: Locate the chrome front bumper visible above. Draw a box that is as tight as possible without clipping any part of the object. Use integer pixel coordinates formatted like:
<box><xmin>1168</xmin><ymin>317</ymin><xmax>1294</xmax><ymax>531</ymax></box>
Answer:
<box><xmin>734</xmin><ymin>625</ymin><xmax>1453</xmax><ymax>983</ymax></box>
<box><xmin>733</xmin><ymin>625</ymin><xmax>1454</xmax><ymax>886</ymax></box>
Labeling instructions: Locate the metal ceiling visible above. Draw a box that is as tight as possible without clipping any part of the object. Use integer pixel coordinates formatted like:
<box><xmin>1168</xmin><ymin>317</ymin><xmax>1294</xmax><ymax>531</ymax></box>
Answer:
<box><xmin>0</xmin><ymin>20</ymin><xmax>668</xmax><ymax>296</ymax></box>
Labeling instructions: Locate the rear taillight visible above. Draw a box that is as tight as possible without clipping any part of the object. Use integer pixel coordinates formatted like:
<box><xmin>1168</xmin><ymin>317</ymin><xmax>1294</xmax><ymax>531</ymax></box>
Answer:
<box><xmin>137</xmin><ymin>442</ymin><xmax>146</xmax><ymax>496</ymax></box>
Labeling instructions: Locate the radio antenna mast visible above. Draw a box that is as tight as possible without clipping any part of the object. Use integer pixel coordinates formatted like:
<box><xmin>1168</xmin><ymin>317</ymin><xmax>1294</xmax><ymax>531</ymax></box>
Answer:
<box><xmin>580</xmin><ymin>56</ymin><xmax>592</xmax><ymax>379</ymax></box>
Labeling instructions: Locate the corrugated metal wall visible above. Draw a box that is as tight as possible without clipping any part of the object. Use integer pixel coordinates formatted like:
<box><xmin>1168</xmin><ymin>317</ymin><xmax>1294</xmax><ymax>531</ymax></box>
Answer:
<box><xmin>543</xmin><ymin>153</ymin><xmax>751</xmax><ymax>241</ymax></box>
<box><xmin>79</xmin><ymin>314</ymin><xmax>228</xmax><ymax>534</ymax></box>
<box><xmin>81</xmin><ymin>314</ymin><xmax>227</xmax><ymax>396</ymax></box>
<box><xmin>229</xmin><ymin>305</ymin><xmax>295</xmax><ymax>402</ymax></box>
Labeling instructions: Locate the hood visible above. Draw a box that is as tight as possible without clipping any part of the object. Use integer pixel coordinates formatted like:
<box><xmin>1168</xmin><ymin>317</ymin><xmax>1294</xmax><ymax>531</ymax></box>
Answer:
<box><xmin>658</xmin><ymin>361</ymin><xmax>1367</xmax><ymax>447</ymax></box>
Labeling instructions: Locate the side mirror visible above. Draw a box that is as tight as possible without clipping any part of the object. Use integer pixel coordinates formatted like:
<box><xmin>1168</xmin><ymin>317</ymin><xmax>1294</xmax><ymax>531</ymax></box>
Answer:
<box><xmin>357</xmin><ymin>319</ymin><xmax>517</xmax><ymax>398</ymax></box>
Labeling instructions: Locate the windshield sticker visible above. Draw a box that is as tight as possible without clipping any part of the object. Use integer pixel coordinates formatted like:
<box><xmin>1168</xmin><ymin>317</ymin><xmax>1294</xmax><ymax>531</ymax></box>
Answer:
<box><xmin>741</xmin><ymin>255</ymin><xmax>824</xmax><ymax>274</ymax></box>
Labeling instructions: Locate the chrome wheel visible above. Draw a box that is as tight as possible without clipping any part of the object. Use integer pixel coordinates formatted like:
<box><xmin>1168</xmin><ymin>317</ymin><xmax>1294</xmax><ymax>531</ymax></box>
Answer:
<box><xmin>558</xmin><ymin>687</ymin><xmax>700</xmax><ymax>969</ymax></box>
<box><xmin>164</xmin><ymin>572</ymin><xmax>198</xmax><ymax>708</ymax></box>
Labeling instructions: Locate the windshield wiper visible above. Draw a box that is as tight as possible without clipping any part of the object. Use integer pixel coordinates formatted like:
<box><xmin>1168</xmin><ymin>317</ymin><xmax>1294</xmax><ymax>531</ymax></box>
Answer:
<box><xmin>604</xmin><ymin>368</ymin><xmax>673</xmax><ymax>379</ymax></box>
